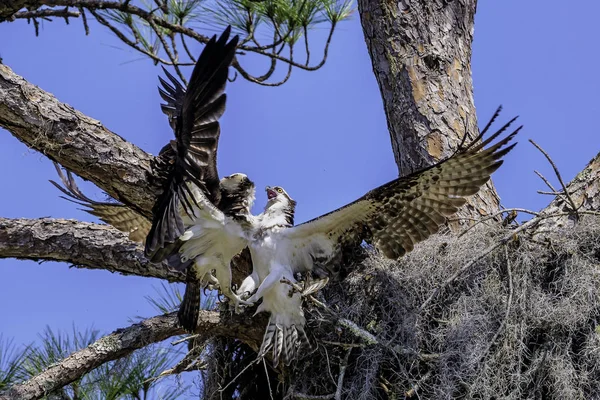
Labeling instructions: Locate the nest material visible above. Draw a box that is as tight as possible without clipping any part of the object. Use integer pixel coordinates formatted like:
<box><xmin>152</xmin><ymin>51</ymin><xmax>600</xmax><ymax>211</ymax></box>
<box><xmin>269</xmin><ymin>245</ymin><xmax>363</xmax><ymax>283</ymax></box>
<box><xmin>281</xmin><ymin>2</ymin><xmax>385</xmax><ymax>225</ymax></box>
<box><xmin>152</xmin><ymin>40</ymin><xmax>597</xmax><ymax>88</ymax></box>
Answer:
<box><xmin>203</xmin><ymin>217</ymin><xmax>600</xmax><ymax>400</ymax></box>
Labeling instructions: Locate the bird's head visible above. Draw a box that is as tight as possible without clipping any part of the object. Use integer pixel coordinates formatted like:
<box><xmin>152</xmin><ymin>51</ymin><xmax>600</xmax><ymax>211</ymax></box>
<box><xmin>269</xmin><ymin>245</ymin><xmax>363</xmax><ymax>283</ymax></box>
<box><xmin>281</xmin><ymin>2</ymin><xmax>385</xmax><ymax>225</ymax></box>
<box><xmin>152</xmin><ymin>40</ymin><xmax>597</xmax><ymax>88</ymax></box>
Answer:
<box><xmin>264</xmin><ymin>185</ymin><xmax>296</xmax><ymax>226</ymax></box>
<box><xmin>220</xmin><ymin>173</ymin><xmax>254</xmax><ymax>193</ymax></box>
<box><xmin>218</xmin><ymin>173</ymin><xmax>256</xmax><ymax>216</ymax></box>
<box><xmin>265</xmin><ymin>186</ymin><xmax>296</xmax><ymax>207</ymax></box>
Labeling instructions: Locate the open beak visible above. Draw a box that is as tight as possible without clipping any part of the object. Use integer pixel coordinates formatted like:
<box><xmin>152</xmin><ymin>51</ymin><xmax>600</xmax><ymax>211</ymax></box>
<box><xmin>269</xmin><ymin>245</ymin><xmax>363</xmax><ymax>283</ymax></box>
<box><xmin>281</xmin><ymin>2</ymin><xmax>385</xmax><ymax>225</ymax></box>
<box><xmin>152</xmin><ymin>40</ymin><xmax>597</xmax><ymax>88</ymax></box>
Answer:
<box><xmin>266</xmin><ymin>186</ymin><xmax>277</xmax><ymax>200</ymax></box>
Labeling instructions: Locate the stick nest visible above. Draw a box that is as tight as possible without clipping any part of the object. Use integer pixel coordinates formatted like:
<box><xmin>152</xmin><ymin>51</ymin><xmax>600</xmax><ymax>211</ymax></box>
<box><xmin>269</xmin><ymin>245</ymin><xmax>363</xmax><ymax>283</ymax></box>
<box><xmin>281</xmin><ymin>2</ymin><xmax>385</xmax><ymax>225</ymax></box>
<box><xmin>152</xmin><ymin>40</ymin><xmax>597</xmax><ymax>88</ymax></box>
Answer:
<box><xmin>204</xmin><ymin>217</ymin><xmax>600</xmax><ymax>399</ymax></box>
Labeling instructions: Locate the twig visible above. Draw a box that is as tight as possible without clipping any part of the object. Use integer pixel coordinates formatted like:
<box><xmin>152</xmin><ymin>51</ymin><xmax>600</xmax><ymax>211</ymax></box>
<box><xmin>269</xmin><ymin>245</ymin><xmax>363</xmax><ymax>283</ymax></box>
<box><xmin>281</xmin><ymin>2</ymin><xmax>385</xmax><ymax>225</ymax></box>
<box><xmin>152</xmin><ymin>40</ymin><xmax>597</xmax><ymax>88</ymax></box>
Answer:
<box><xmin>320</xmin><ymin>340</ymin><xmax>366</xmax><ymax>348</ymax></box>
<box><xmin>147</xmin><ymin>18</ymin><xmax>188</xmax><ymax>83</ymax></box>
<box><xmin>457</xmin><ymin>208</ymin><xmax>540</xmax><ymax>238</ymax></box>
<box><xmin>233</xmin><ymin>40</ymin><xmax>294</xmax><ymax>86</ymax></box>
<box><xmin>530</xmin><ymin>139</ymin><xmax>580</xmax><ymax>217</ymax></box>
<box><xmin>534</xmin><ymin>170</ymin><xmax>573</xmax><ymax>205</ymax></box>
<box><xmin>280</xmin><ymin>278</ymin><xmax>379</xmax><ymax>345</ymax></box>
<box><xmin>534</xmin><ymin>170</ymin><xmax>559</xmax><ymax>193</ymax></box>
<box><xmin>78</xmin><ymin>6</ymin><xmax>89</xmax><ymax>34</ymax></box>
<box><xmin>217</xmin><ymin>358</ymin><xmax>261</xmax><ymax>395</ymax></box>
<box><xmin>171</xmin><ymin>334</ymin><xmax>199</xmax><ymax>345</ymax></box>
<box><xmin>90</xmin><ymin>9</ymin><xmax>182</xmax><ymax>66</ymax></box>
<box><xmin>537</xmin><ymin>190</ymin><xmax>565</xmax><ymax>196</ymax></box>
<box><xmin>180</xmin><ymin>33</ymin><xmax>197</xmax><ymax>62</ymax></box>
<box><xmin>479</xmin><ymin>245</ymin><xmax>513</xmax><ymax>362</ymax></box>
<box><xmin>405</xmin><ymin>371</ymin><xmax>432</xmax><ymax>398</ymax></box>
<box><xmin>263</xmin><ymin>358</ymin><xmax>275</xmax><ymax>400</ymax></box>
<box><xmin>303</xmin><ymin>25</ymin><xmax>310</xmax><ymax>65</ymax></box>
<box><xmin>421</xmin><ymin>210</ymin><xmax>600</xmax><ymax>311</ymax></box>
<box><xmin>334</xmin><ymin>348</ymin><xmax>352</xmax><ymax>400</ymax></box>
<box><xmin>291</xmin><ymin>392</ymin><xmax>334</xmax><ymax>400</ymax></box>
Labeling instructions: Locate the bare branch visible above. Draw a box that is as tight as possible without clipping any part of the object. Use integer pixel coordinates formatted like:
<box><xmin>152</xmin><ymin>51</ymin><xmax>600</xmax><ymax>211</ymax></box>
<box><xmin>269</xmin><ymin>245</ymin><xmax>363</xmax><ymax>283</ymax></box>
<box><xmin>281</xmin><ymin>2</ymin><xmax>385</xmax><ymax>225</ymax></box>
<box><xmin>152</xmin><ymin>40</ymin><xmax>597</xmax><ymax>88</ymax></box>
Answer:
<box><xmin>455</xmin><ymin>208</ymin><xmax>541</xmax><ymax>238</ymax></box>
<box><xmin>78</xmin><ymin>5</ymin><xmax>89</xmax><ymax>34</ymax></box>
<box><xmin>0</xmin><ymin>64</ymin><xmax>158</xmax><ymax>214</ymax></box>
<box><xmin>535</xmin><ymin>150</ymin><xmax>600</xmax><ymax>232</ymax></box>
<box><xmin>8</xmin><ymin>8</ymin><xmax>80</xmax><ymax>20</ymax></box>
<box><xmin>0</xmin><ymin>310</ymin><xmax>264</xmax><ymax>400</ymax></box>
<box><xmin>334</xmin><ymin>348</ymin><xmax>352</xmax><ymax>400</ymax></box>
<box><xmin>180</xmin><ymin>33</ymin><xmax>196</xmax><ymax>63</ymax></box>
<box><xmin>479</xmin><ymin>245</ymin><xmax>513</xmax><ymax>362</ymax></box>
<box><xmin>530</xmin><ymin>139</ymin><xmax>580</xmax><ymax>216</ymax></box>
<box><xmin>0</xmin><ymin>217</ymin><xmax>185</xmax><ymax>282</ymax></box>
<box><xmin>147</xmin><ymin>18</ymin><xmax>189</xmax><ymax>83</ymax></box>
<box><xmin>89</xmin><ymin>9</ymin><xmax>193</xmax><ymax>67</ymax></box>
<box><xmin>0</xmin><ymin>0</ymin><xmax>213</xmax><ymax>43</ymax></box>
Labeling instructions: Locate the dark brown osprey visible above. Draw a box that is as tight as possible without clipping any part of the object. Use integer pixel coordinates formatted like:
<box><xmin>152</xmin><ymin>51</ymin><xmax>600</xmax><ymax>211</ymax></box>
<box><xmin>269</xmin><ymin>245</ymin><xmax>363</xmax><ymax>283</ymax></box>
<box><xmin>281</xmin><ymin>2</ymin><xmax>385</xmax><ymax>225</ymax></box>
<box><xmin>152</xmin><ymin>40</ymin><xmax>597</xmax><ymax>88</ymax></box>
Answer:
<box><xmin>143</xmin><ymin>27</ymin><xmax>258</xmax><ymax>332</ymax></box>
<box><xmin>51</xmin><ymin>27</ymin><xmax>254</xmax><ymax>332</ymax></box>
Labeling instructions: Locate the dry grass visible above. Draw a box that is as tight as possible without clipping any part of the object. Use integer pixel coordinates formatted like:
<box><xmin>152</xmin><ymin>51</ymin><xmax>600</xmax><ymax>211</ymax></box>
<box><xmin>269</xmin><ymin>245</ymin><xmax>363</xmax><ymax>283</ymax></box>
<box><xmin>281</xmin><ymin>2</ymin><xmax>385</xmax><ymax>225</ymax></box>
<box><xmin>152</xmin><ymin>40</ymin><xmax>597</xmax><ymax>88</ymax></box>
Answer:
<box><xmin>205</xmin><ymin>217</ymin><xmax>600</xmax><ymax>399</ymax></box>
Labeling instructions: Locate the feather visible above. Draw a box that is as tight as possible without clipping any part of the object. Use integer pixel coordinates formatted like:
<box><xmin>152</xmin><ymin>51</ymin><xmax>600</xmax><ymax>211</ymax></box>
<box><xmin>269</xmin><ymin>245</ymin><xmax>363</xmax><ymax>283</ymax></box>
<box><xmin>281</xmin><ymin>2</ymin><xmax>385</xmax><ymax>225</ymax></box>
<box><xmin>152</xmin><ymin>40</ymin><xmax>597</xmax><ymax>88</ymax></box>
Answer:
<box><xmin>282</xmin><ymin>111</ymin><xmax>520</xmax><ymax>266</ymax></box>
<box><xmin>178</xmin><ymin>269</ymin><xmax>202</xmax><ymax>332</ymax></box>
<box><xmin>301</xmin><ymin>277</ymin><xmax>329</xmax><ymax>296</ymax></box>
<box><xmin>145</xmin><ymin>27</ymin><xmax>239</xmax><ymax>260</ymax></box>
<box><xmin>49</xmin><ymin>162</ymin><xmax>150</xmax><ymax>242</ymax></box>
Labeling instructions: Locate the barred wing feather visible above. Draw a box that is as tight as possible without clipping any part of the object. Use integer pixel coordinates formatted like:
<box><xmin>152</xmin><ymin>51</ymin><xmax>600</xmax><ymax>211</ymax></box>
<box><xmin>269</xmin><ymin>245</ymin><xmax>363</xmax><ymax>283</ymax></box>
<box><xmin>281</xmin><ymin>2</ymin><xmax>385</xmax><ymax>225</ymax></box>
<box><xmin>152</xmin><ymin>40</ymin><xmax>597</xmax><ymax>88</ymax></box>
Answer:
<box><xmin>283</xmin><ymin>110</ymin><xmax>520</xmax><ymax>267</ymax></box>
<box><xmin>49</xmin><ymin>163</ymin><xmax>151</xmax><ymax>243</ymax></box>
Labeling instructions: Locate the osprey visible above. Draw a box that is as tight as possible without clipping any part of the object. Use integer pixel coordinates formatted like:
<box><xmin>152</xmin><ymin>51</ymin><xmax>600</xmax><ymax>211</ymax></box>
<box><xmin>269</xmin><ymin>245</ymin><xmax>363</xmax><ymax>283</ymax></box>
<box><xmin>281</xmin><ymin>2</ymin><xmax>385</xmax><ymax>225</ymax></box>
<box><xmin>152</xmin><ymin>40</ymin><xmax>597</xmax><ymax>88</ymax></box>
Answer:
<box><xmin>51</xmin><ymin>27</ymin><xmax>254</xmax><ymax>331</ymax></box>
<box><xmin>237</xmin><ymin>111</ymin><xmax>520</xmax><ymax>366</ymax></box>
<box><xmin>142</xmin><ymin>27</ymin><xmax>259</xmax><ymax>331</ymax></box>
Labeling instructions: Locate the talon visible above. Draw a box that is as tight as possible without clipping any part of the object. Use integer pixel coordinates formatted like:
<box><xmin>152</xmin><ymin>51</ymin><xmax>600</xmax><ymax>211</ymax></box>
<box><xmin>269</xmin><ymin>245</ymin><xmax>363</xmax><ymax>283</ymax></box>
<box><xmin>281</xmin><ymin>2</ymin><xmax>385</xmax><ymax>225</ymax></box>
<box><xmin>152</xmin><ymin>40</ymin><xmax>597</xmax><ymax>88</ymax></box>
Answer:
<box><xmin>229</xmin><ymin>294</ymin><xmax>253</xmax><ymax>314</ymax></box>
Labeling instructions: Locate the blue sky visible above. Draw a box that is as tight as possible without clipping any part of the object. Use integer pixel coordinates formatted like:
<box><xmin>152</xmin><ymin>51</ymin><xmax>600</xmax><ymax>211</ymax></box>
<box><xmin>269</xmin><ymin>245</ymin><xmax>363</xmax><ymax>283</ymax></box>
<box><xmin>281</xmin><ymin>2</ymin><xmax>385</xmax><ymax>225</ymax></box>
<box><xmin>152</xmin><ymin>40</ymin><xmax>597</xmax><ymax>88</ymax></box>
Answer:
<box><xmin>0</xmin><ymin>0</ymin><xmax>598</xmax><ymax>389</ymax></box>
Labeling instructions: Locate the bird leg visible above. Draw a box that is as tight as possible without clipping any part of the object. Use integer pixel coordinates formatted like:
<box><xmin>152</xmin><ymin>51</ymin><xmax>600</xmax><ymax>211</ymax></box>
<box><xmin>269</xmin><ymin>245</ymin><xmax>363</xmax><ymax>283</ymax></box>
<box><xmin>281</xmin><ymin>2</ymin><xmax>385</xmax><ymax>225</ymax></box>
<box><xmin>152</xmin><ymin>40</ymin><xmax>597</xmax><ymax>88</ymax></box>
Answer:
<box><xmin>246</xmin><ymin>270</ymin><xmax>282</xmax><ymax>305</ymax></box>
<box><xmin>213</xmin><ymin>262</ymin><xmax>253</xmax><ymax>314</ymax></box>
<box><xmin>191</xmin><ymin>260</ymin><xmax>220</xmax><ymax>289</ymax></box>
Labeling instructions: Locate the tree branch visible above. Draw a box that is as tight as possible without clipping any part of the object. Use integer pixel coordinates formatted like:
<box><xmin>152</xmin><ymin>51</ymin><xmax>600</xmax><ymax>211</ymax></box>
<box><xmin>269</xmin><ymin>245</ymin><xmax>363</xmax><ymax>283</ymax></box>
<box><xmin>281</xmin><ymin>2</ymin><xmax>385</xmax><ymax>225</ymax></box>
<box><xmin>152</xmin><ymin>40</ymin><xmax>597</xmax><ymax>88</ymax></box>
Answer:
<box><xmin>0</xmin><ymin>217</ymin><xmax>185</xmax><ymax>282</ymax></box>
<box><xmin>0</xmin><ymin>64</ymin><xmax>158</xmax><ymax>215</ymax></box>
<box><xmin>0</xmin><ymin>310</ymin><xmax>264</xmax><ymax>400</ymax></box>
<box><xmin>7</xmin><ymin>8</ymin><xmax>80</xmax><ymax>21</ymax></box>
<box><xmin>535</xmin><ymin>150</ymin><xmax>600</xmax><ymax>232</ymax></box>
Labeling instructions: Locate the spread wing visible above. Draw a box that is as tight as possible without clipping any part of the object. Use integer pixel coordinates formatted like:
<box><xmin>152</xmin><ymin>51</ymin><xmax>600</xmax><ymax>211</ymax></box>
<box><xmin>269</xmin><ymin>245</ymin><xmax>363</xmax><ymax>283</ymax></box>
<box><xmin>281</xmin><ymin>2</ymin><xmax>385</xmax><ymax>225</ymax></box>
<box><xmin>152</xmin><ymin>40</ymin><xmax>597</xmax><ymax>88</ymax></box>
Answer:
<box><xmin>282</xmin><ymin>108</ymin><xmax>520</xmax><ymax>270</ymax></box>
<box><xmin>49</xmin><ymin>163</ymin><xmax>151</xmax><ymax>243</ymax></box>
<box><xmin>158</xmin><ymin>66</ymin><xmax>186</xmax><ymax>133</ymax></box>
<box><xmin>145</xmin><ymin>27</ymin><xmax>239</xmax><ymax>260</ymax></box>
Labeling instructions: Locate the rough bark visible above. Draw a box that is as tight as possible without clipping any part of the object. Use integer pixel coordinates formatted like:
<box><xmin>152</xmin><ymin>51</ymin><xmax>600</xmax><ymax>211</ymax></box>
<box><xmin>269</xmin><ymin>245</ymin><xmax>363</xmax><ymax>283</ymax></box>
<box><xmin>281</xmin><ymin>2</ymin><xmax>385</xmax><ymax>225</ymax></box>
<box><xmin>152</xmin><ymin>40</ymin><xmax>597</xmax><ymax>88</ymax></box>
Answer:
<box><xmin>0</xmin><ymin>217</ymin><xmax>185</xmax><ymax>282</ymax></box>
<box><xmin>0</xmin><ymin>64</ymin><xmax>158</xmax><ymax>216</ymax></box>
<box><xmin>357</xmin><ymin>0</ymin><xmax>505</xmax><ymax>222</ymax></box>
<box><xmin>0</xmin><ymin>311</ymin><xmax>264</xmax><ymax>400</ymax></box>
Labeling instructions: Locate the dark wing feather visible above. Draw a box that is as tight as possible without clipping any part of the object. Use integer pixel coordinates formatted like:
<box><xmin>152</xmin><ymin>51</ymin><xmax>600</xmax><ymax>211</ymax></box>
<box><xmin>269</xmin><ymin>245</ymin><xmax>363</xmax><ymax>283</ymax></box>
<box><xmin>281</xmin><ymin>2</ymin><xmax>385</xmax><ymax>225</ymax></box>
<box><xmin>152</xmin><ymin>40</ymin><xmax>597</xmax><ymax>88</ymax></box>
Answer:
<box><xmin>283</xmin><ymin>112</ymin><xmax>521</xmax><ymax>268</ymax></box>
<box><xmin>158</xmin><ymin>67</ymin><xmax>186</xmax><ymax>132</ymax></box>
<box><xmin>145</xmin><ymin>27</ymin><xmax>239</xmax><ymax>260</ymax></box>
<box><xmin>49</xmin><ymin>163</ymin><xmax>150</xmax><ymax>243</ymax></box>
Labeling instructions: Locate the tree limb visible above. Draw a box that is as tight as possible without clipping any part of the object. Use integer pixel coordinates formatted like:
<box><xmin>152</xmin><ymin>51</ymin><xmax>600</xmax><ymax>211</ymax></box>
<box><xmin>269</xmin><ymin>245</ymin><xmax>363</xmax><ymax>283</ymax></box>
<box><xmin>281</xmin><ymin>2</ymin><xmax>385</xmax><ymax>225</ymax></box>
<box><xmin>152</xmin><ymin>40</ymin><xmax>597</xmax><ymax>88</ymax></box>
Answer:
<box><xmin>0</xmin><ymin>217</ymin><xmax>184</xmax><ymax>282</ymax></box>
<box><xmin>0</xmin><ymin>64</ymin><xmax>159</xmax><ymax>215</ymax></box>
<box><xmin>7</xmin><ymin>8</ymin><xmax>80</xmax><ymax>21</ymax></box>
<box><xmin>535</xmin><ymin>150</ymin><xmax>600</xmax><ymax>232</ymax></box>
<box><xmin>0</xmin><ymin>310</ymin><xmax>264</xmax><ymax>400</ymax></box>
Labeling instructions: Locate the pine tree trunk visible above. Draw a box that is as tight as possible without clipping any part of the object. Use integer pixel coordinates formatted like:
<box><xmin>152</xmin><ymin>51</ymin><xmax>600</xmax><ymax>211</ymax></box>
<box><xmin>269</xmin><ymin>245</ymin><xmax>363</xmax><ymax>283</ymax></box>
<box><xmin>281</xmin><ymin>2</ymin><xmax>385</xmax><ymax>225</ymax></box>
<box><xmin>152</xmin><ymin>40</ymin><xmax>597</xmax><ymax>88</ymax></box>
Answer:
<box><xmin>357</xmin><ymin>0</ymin><xmax>503</xmax><ymax>223</ymax></box>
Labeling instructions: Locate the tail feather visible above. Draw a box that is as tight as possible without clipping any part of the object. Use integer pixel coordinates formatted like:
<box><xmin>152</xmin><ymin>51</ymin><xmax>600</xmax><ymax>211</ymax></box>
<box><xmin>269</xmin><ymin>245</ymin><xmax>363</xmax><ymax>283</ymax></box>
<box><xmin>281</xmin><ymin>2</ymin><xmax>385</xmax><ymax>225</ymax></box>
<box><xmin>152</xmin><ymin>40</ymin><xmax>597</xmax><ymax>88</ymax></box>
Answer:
<box><xmin>178</xmin><ymin>279</ymin><xmax>201</xmax><ymax>332</ymax></box>
<box><xmin>259</xmin><ymin>318</ymin><xmax>310</xmax><ymax>367</ymax></box>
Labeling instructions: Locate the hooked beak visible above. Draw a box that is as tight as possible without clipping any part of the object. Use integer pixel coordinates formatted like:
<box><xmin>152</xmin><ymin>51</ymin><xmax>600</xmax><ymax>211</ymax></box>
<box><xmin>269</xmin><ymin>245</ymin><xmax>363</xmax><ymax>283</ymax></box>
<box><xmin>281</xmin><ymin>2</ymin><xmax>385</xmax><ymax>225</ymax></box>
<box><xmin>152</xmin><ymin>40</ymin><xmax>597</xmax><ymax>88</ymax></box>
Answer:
<box><xmin>266</xmin><ymin>186</ymin><xmax>277</xmax><ymax>200</ymax></box>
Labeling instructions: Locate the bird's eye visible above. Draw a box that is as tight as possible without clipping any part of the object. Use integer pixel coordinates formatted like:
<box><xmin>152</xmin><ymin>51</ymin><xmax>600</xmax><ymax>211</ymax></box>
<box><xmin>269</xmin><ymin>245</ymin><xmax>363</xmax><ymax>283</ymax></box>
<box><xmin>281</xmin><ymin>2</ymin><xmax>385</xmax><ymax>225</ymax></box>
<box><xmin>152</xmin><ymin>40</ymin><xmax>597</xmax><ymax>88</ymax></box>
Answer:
<box><xmin>276</xmin><ymin>188</ymin><xmax>283</xmax><ymax>193</ymax></box>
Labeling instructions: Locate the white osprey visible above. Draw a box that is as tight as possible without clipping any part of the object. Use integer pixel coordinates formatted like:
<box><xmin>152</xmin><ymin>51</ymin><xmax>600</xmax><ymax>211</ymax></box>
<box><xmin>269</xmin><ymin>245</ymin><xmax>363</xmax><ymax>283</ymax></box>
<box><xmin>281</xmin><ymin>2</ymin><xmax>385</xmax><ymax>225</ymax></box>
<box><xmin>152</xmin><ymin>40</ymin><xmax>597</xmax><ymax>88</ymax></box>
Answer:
<box><xmin>236</xmin><ymin>113</ymin><xmax>520</xmax><ymax>366</ymax></box>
